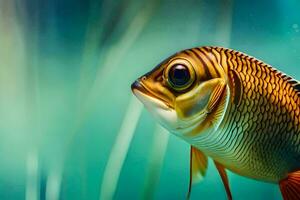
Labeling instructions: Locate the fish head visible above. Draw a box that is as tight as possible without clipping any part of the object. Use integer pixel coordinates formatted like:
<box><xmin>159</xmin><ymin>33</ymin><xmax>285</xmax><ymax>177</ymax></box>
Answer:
<box><xmin>131</xmin><ymin>47</ymin><xmax>229</xmax><ymax>137</ymax></box>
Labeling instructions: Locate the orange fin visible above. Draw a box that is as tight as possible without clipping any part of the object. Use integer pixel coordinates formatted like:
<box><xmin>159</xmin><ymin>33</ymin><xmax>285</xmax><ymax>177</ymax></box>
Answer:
<box><xmin>209</xmin><ymin>84</ymin><xmax>228</xmax><ymax>128</ymax></box>
<box><xmin>187</xmin><ymin>146</ymin><xmax>208</xmax><ymax>199</ymax></box>
<box><xmin>214</xmin><ymin>161</ymin><xmax>232</xmax><ymax>200</ymax></box>
<box><xmin>280</xmin><ymin>170</ymin><xmax>300</xmax><ymax>200</ymax></box>
<box><xmin>207</xmin><ymin>80</ymin><xmax>226</xmax><ymax>112</ymax></box>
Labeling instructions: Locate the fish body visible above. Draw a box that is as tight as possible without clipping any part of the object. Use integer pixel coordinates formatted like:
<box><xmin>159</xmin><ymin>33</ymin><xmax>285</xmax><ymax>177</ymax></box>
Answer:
<box><xmin>131</xmin><ymin>46</ymin><xmax>300</xmax><ymax>199</ymax></box>
<box><xmin>191</xmin><ymin>47</ymin><xmax>300</xmax><ymax>183</ymax></box>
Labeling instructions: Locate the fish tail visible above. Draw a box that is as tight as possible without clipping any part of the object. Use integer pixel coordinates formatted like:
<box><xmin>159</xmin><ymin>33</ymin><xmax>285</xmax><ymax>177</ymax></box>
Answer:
<box><xmin>279</xmin><ymin>170</ymin><xmax>300</xmax><ymax>200</ymax></box>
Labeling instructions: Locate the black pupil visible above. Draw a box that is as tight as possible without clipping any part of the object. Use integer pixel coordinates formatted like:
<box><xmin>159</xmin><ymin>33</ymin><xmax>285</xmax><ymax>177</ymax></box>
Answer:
<box><xmin>168</xmin><ymin>64</ymin><xmax>190</xmax><ymax>88</ymax></box>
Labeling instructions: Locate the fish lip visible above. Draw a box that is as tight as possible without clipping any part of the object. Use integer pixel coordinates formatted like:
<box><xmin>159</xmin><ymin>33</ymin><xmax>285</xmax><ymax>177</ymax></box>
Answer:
<box><xmin>131</xmin><ymin>80</ymin><xmax>144</xmax><ymax>93</ymax></box>
<box><xmin>131</xmin><ymin>80</ymin><xmax>172</xmax><ymax>109</ymax></box>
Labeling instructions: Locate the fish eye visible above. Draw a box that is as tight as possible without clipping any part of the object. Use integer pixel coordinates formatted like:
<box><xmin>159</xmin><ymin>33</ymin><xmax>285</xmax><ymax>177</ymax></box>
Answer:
<box><xmin>167</xmin><ymin>63</ymin><xmax>194</xmax><ymax>91</ymax></box>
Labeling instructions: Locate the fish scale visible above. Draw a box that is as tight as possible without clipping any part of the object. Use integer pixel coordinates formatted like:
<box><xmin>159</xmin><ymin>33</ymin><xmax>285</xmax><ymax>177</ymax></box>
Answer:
<box><xmin>192</xmin><ymin>47</ymin><xmax>300</xmax><ymax>182</ymax></box>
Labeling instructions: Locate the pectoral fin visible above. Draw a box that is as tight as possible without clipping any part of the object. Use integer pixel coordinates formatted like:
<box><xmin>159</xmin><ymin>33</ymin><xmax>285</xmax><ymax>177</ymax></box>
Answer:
<box><xmin>214</xmin><ymin>161</ymin><xmax>232</xmax><ymax>200</ymax></box>
<box><xmin>187</xmin><ymin>146</ymin><xmax>208</xmax><ymax>199</ymax></box>
<box><xmin>207</xmin><ymin>82</ymin><xmax>228</xmax><ymax>128</ymax></box>
<box><xmin>206</xmin><ymin>80</ymin><xmax>226</xmax><ymax>113</ymax></box>
<box><xmin>279</xmin><ymin>170</ymin><xmax>300</xmax><ymax>200</ymax></box>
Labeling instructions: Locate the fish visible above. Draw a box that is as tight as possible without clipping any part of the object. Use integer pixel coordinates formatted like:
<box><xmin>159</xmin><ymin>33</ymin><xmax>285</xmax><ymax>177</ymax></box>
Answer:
<box><xmin>131</xmin><ymin>46</ymin><xmax>300</xmax><ymax>200</ymax></box>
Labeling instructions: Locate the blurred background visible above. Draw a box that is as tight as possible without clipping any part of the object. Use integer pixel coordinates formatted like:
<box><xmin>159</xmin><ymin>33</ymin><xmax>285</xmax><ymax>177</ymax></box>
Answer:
<box><xmin>0</xmin><ymin>0</ymin><xmax>299</xmax><ymax>199</ymax></box>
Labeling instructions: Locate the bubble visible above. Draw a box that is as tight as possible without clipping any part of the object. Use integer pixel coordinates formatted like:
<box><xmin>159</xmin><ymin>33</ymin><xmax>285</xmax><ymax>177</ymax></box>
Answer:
<box><xmin>292</xmin><ymin>24</ymin><xmax>298</xmax><ymax>29</ymax></box>
<box><xmin>292</xmin><ymin>24</ymin><xmax>299</xmax><ymax>33</ymax></box>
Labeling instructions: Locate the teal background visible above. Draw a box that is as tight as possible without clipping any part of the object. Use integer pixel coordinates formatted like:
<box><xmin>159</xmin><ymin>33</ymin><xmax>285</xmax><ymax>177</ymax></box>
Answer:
<box><xmin>0</xmin><ymin>0</ymin><xmax>299</xmax><ymax>199</ymax></box>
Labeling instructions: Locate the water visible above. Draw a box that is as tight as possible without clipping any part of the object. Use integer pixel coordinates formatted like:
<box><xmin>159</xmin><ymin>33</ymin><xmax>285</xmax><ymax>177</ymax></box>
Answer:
<box><xmin>0</xmin><ymin>0</ymin><xmax>299</xmax><ymax>199</ymax></box>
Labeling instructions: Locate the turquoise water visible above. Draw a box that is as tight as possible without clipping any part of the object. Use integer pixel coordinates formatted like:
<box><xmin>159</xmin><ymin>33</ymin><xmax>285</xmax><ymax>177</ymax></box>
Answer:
<box><xmin>0</xmin><ymin>0</ymin><xmax>300</xmax><ymax>199</ymax></box>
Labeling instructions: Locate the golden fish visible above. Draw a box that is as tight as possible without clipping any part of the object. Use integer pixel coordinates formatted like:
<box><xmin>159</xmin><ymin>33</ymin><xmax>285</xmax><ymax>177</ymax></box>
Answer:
<box><xmin>131</xmin><ymin>46</ymin><xmax>300</xmax><ymax>200</ymax></box>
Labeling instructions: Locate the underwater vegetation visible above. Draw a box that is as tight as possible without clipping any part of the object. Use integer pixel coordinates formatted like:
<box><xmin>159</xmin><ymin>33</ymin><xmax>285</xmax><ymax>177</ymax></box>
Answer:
<box><xmin>0</xmin><ymin>0</ymin><xmax>299</xmax><ymax>199</ymax></box>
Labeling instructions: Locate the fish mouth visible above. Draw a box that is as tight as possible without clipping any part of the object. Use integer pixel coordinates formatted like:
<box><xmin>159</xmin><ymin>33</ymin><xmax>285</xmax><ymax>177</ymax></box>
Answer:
<box><xmin>131</xmin><ymin>80</ymin><xmax>205</xmax><ymax>133</ymax></box>
<box><xmin>131</xmin><ymin>81</ymin><xmax>172</xmax><ymax>110</ymax></box>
